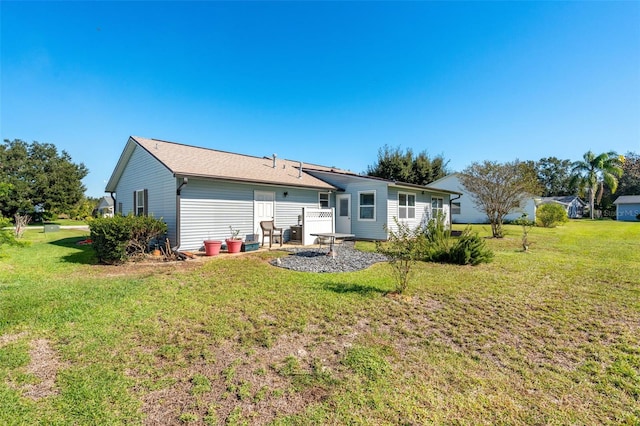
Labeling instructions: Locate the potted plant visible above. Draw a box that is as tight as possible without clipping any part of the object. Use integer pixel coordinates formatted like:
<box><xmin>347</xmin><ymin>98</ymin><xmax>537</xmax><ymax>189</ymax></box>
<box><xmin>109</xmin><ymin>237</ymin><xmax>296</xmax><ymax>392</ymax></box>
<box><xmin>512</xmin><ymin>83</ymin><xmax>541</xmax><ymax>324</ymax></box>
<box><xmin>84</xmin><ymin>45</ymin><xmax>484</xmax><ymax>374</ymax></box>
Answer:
<box><xmin>225</xmin><ymin>226</ymin><xmax>243</xmax><ymax>254</ymax></box>
<box><xmin>203</xmin><ymin>239</ymin><xmax>222</xmax><ymax>256</ymax></box>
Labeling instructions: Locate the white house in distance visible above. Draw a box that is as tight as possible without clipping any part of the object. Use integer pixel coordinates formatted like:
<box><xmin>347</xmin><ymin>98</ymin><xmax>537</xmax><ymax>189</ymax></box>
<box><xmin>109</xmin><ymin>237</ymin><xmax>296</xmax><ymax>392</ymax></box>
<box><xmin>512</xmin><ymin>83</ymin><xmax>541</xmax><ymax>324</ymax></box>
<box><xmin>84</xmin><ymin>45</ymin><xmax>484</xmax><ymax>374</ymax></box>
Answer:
<box><xmin>537</xmin><ymin>196</ymin><xmax>587</xmax><ymax>219</ymax></box>
<box><xmin>105</xmin><ymin>136</ymin><xmax>461</xmax><ymax>251</ymax></box>
<box><xmin>96</xmin><ymin>196</ymin><xmax>114</xmax><ymax>217</ymax></box>
<box><xmin>428</xmin><ymin>173</ymin><xmax>538</xmax><ymax>224</ymax></box>
<box><xmin>613</xmin><ymin>195</ymin><xmax>640</xmax><ymax>222</ymax></box>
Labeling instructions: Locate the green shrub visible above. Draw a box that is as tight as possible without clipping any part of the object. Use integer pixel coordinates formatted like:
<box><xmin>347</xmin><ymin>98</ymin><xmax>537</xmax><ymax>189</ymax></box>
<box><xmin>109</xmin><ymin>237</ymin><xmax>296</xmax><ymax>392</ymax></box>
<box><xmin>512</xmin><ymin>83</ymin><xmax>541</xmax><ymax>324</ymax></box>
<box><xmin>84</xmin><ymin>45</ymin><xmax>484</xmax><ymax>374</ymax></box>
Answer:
<box><xmin>1</xmin><ymin>217</ymin><xmax>17</xmax><ymax>251</ymax></box>
<box><xmin>377</xmin><ymin>216</ymin><xmax>494</xmax><ymax>292</ymax></box>
<box><xmin>536</xmin><ymin>203</ymin><xmax>569</xmax><ymax>228</ymax></box>
<box><xmin>448</xmin><ymin>227</ymin><xmax>494</xmax><ymax>265</ymax></box>
<box><xmin>89</xmin><ymin>215</ymin><xmax>167</xmax><ymax>264</ymax></box>
<box><xmin>419</xmin><ymin>212</ymin><xmax>451</xmax><ymax>262</ymax></box>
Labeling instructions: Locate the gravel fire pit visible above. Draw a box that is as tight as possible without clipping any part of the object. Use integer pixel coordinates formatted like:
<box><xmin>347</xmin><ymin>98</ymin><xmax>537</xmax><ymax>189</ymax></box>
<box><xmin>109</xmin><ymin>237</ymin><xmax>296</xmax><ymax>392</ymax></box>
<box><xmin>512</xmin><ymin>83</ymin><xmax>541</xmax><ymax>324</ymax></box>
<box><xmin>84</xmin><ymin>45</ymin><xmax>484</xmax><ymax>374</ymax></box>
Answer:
<box><xmin>271</xmin><ymin>246</ymin><xmax>388</xmax><ymax>273</ymax></box>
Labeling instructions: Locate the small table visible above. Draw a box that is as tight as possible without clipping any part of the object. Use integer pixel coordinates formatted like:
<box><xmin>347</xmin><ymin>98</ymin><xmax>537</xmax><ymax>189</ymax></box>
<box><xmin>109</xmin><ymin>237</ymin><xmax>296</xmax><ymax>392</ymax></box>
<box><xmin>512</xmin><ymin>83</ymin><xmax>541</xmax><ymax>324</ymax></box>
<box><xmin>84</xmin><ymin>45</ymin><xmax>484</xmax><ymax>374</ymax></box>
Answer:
<box><xmin>310</xmin><ymin>232</ymin><xmax>355</xmax><ymax>257</ymax></box>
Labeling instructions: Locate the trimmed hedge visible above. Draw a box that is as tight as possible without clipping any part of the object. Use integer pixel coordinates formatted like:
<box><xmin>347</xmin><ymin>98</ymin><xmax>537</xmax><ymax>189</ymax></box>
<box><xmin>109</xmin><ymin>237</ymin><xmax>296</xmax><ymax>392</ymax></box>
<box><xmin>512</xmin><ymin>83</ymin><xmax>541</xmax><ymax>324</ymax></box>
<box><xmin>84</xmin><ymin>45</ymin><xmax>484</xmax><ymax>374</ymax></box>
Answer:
<box><xmin>89</xmin><ymin>215</ymin><xmax>167</xmax><ymax>264</ymax></box>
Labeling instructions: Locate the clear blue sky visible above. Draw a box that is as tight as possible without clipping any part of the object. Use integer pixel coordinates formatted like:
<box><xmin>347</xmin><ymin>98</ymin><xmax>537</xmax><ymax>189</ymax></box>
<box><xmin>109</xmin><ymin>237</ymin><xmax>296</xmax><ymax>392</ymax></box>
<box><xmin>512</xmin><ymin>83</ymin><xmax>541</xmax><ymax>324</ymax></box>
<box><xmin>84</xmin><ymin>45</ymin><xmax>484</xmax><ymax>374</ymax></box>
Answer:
<box><xmin>2</xmin><ymin>1</ymin><xmax>639</xmax><ymax>197</ymax></box>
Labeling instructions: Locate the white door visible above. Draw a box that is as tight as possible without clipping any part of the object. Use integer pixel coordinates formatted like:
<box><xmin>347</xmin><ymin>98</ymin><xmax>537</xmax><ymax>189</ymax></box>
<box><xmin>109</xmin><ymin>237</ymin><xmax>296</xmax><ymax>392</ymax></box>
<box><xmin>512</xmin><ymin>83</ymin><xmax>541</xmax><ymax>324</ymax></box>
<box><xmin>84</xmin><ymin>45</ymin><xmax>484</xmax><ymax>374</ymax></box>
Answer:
<box><xmin>254</xmin><ymin>191</ymin><xmax>275</xmax><ymax>239</ymax></box>
<box><xmin>336</xmin><ymin>194</ymin><xmax>351</xmax><ymax>234</ymax></box>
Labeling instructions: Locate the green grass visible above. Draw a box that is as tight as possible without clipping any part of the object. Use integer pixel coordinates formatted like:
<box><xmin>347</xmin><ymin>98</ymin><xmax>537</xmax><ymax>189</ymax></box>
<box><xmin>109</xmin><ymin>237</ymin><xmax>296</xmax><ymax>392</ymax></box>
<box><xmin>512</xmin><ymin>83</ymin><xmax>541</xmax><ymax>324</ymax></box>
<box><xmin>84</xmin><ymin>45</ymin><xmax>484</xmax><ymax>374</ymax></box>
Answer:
<box><xmin>1</xmin><ymin>221</ymin><xmax>639</xmax><ymax>425</ymax></box>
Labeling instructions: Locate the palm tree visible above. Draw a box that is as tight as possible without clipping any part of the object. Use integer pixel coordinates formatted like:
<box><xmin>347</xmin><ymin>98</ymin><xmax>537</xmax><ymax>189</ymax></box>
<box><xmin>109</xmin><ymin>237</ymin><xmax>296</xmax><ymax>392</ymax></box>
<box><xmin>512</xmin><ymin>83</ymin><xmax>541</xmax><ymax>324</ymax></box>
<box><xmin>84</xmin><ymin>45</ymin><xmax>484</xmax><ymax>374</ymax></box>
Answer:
<box><xmin>570</xmin><ymin>151</ymin><xmax>624</xmax><ymax>219</ymax></box>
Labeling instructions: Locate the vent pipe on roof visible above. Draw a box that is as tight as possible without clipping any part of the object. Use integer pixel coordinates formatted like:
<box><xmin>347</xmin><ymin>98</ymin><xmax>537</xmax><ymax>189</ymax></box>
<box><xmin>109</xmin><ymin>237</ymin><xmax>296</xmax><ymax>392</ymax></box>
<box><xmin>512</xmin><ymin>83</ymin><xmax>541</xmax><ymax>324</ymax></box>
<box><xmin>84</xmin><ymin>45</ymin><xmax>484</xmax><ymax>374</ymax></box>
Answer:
<box><xmin>272</xmin><ymin>153</ymin><xmax>277</xmax><ymax>168</ymax></box>
<box><xmin>298</xmin><ymin>161</ymin><xmax>303</xmax><ymax>178</ymax></box>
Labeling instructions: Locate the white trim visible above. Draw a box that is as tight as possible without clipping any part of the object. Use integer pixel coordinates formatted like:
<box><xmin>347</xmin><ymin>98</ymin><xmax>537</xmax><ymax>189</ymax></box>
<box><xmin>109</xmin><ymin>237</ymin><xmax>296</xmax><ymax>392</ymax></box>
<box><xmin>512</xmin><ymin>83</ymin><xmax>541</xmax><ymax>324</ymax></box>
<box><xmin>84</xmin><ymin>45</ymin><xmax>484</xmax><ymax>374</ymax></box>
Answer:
<box><xmin>397</xmin><ymin>192</ymin><xmax>416</xmax><ymax>220</ymax></box>
<box><xmin>431</xmin><ymin>196</ymin><xmax>444</xmax><ymax>218</ymax></box>
<box><xmin>319</xmin><ymin>192</ymin><xmax>330</xmax><ymax>208</ymax></box>
<box><xmin>358</xmin><ymin>190</ymin><xmax>376</xmax><ymax>221</ymax></box>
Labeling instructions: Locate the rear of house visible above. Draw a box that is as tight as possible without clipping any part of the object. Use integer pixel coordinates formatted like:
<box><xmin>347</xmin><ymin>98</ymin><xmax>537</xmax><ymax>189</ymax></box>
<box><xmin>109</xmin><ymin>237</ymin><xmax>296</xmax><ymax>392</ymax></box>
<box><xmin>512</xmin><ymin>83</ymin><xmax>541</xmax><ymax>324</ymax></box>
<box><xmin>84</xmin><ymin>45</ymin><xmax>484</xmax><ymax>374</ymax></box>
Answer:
<box><xmin>613</xmin><ymin>195</ymin><xmax>640</xmax><ymax>222</ymax></box>
<box><xmin>305</xmin><ymin>170</ymin><xmax>458</xmax><ymax>240</ymax></box>
<box><xmin>105</xmin><ymin>137</ymin><xmax>338</xmax><ymax>251</ymax></box>
<box><xmin>105</xmin><ymin>136</ymin><xmax>461</xmax><ymax>250</ymax></box>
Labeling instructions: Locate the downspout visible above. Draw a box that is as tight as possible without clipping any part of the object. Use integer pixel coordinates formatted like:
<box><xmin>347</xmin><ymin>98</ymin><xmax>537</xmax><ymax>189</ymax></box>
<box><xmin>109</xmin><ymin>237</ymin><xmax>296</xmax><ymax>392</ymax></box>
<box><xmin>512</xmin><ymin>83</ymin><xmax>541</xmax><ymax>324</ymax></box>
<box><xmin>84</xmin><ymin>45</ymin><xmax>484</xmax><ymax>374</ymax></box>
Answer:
<box><xmin>174</xmin><ymin>177</ymin><xmax>188</xmax><ymax>250</ymax></box>
<box><xmin>109</xmin><ymin>192</ymin><xmax>116</xmax><ymax>216</ymax></box>
<box><xmin>449</xmin><ymin>193</ymin><xmax>462</xmax><ymax>227</ymax></box>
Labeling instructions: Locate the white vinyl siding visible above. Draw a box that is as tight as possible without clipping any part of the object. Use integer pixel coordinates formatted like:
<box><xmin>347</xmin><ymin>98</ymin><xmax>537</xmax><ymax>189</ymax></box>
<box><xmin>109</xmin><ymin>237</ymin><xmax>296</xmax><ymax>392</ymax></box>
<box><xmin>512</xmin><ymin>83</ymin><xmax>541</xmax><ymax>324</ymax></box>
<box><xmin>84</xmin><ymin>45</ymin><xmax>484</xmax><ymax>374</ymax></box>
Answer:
<box><xmin>114</xmin><ymin>145</ymin><xmax>176</xmax><ymax>242</ymax></box>
<box><xmin>179</xmin><ymin>179</ymin><xmax>326</xmax><ymax>250</ymax></box>
<box><xmin>398</xmin><ymin>192</ymin><xmax>415</xmax><ymax>219</ymax></box>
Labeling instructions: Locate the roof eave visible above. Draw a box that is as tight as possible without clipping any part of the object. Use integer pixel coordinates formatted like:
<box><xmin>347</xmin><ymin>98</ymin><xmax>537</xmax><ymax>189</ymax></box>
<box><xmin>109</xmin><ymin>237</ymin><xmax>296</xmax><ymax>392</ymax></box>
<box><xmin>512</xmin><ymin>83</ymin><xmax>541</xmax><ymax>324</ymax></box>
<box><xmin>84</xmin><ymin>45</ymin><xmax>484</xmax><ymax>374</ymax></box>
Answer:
<box><xmin>173</xmin><ymin>173</ymin><xmax>338</xmax><ymax>191</ymax></box>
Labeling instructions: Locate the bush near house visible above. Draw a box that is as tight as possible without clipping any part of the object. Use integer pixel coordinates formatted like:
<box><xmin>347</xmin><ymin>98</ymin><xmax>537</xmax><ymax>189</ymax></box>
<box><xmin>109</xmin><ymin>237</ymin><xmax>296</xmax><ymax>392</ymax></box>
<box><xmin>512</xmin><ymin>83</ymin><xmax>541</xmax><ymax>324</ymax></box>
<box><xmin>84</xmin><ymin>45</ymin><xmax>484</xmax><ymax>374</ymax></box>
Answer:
<box><xmin>536</xmin><ymin>203</ymin><xmax>569</xmax><ymax>228</ymax></box>
<box><xmin>89</xmin><ymin>215</ymin><xmax>167</xmax><ymax>264</ymax></box>
<box><xmin>377</xmin><ymin>218</ymin><xmax>493</xmax><ymax>293</ymax></box>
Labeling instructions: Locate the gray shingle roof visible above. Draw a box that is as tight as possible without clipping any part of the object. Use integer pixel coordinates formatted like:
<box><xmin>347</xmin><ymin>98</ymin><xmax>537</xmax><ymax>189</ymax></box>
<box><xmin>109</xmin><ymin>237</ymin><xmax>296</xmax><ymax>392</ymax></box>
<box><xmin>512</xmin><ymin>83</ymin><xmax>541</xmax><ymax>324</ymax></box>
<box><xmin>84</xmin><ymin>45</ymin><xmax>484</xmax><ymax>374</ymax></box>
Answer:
<box><xmin>125</xmin><ymin>136</ymin><xmax>339</xmax><ymax>190</ymax></box>
<box><xmin>613</xmin><ymin>195</ymin><xmax>640</xmax><ymax>204</ymax></box>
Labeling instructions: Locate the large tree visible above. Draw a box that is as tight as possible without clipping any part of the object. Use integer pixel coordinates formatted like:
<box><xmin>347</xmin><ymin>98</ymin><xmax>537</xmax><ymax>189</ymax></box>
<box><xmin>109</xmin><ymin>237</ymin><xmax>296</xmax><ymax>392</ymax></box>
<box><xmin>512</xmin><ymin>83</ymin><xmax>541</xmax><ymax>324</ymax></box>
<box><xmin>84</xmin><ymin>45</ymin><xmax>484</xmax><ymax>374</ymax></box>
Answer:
<box><xmin>459</xmin><ymin>160</ymin><xmax>541</xmax><ymax>238</ymax></box>
<box><xmin>536</xmin><ymin>157</ymin><xmax>576</xmax><ymax>196</ymax></box>
<box><xmin>366</xmin><ymin>145</ymin><xmax>449</xmax><ymax>186</ymax></box>
<box><xmin>0</xmin><ymin>139</ymin><xmax>88</xmax><ymax>219</ymax></box>
<box><xmin>618</xmin><ymin>151</ymin><xmax>640</xmax><ymax>196</ymax></box>
<box><xmin>570</xmin><ymin>151</ymin><xmax>623</xmax><ymax>219</ymax></box>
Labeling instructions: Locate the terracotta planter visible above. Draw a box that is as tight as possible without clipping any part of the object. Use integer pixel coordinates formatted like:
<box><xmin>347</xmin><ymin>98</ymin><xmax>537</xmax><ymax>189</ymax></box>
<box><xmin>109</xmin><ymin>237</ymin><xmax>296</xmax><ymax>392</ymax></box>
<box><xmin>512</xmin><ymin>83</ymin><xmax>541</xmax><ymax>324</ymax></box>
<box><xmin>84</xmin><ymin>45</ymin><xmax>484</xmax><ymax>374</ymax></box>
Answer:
<box><xmin>225</xmin><ymin>239</ymin><xmax>243</xmax><ymax>254</ymax></box>
<box><xmin>203</xmin><ymin>240</ymin><xmax>222</xmax><ymax>256</ymax></box>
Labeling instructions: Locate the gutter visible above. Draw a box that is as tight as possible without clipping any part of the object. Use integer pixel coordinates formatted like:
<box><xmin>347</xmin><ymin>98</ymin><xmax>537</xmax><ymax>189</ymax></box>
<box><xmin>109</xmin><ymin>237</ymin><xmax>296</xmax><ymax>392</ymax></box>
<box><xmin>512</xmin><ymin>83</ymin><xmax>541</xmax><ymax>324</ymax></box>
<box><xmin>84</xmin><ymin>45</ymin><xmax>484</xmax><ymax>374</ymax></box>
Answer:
<box><xmin>174</xmin><ymin>177</ymin><xmax>188</xmax><ymax>250</ymax></box>
<box><xmin>448</xmin><ymin>193</ymin><xmax>462</xmax><ymax>226</ymax></box>
<box><xmin>109</xmin><ymin>191</ymin><xmax>116</xmax><ymax>215</ymax></box>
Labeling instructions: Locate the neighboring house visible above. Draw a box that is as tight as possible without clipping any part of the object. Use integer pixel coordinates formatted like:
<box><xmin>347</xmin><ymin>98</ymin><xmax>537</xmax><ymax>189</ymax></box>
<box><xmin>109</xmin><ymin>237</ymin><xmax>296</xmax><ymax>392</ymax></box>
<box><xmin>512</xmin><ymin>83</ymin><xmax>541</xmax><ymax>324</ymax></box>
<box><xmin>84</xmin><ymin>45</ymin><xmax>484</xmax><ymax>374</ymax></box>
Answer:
<box><xmin>613</xmin><ymin>195</ymin><xmax>640</xmax><ymax>222</ymax></box>
<box><xmin>537</xmin><ymin>196</ymin><xmax>586</xmax><ymax>219</ymax></box>
<box><xmin>96</xmin><ymin>196</ymin><xmax>114</xmax><ymax>217</ymax></box>
<box><xmin>428</xmin><ymin>173</ymin><xmax>538</xmax><ymax>224</ymax></box>
<box><xmin>105</xmin><ymin>136</ymin><xmax>461</xmax><ymax>250</ymax></box>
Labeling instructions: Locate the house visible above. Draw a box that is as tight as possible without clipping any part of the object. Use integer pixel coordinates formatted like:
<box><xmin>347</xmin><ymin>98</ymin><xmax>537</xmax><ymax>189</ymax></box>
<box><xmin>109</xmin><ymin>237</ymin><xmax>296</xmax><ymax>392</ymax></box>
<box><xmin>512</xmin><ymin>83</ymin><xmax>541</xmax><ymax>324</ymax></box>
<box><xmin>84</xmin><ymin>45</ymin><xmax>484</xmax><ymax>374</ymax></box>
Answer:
<box><xmin>613</xmin><ymin>195</ymin><xmax>640</xmax><ymax>221</ymax></box>
<box><xmin>105</xmin><ymin>136</ymin><xmax>461</xmax><ymax>250</ymax></box>
<box><xmin>96</xmin><ymin>196</ymin><xmax>114</xmax><ymax>217</ymax></box>
<box><xmin>537</xmin><ymin>196</ymin><xmax>586</xmax><ymax>219</ymax></box>
<box><xmin>428</xmin><ymin>173</ymin><xmax>538</xmax><ymax>224</ymax></box>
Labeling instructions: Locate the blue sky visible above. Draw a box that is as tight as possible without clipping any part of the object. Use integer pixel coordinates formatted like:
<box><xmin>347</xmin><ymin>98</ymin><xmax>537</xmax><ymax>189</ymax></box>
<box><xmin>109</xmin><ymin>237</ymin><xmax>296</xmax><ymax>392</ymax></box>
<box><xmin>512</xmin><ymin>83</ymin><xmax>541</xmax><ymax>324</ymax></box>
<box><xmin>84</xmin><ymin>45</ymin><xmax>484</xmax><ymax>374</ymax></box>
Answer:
<box><xmin>2</xmin><ymin>1</ymin><xmax>639</xmax><ymax>198</ymax></box>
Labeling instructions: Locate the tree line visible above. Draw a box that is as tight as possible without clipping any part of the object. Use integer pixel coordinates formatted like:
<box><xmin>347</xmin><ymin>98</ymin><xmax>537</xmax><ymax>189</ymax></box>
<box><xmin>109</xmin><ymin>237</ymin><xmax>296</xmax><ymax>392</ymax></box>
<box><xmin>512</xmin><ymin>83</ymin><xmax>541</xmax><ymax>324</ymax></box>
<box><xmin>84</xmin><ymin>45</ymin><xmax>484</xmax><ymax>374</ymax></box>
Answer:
<box><xmin>366</xmin><ymin>145</ymin><xmax>639</xmax><ymax>237</ymax></box>
<box><xmin>0</xmin><ymin>139</ymin><xmax>92</xmax><ymax>221</ymax></box>
<box><xmin>1</xmin><ymin>138</ymin><xmax>638</xmax><ymax>229</ymax></box>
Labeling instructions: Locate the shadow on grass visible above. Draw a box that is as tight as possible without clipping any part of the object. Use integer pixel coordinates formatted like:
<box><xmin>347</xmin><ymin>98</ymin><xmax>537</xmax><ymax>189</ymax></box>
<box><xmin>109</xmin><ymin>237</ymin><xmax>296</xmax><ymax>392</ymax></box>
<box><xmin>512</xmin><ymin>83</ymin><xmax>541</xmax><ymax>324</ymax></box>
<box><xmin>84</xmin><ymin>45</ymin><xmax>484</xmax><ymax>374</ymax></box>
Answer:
<box><xmin>48</xmin><ymin>236</ymin><xmax>97</xmax><ymax>265</ymax></box>
<box><xmin>322</xmin><ymin>281</ymin><xmax>386</xmax><ymax>296</ymax></box>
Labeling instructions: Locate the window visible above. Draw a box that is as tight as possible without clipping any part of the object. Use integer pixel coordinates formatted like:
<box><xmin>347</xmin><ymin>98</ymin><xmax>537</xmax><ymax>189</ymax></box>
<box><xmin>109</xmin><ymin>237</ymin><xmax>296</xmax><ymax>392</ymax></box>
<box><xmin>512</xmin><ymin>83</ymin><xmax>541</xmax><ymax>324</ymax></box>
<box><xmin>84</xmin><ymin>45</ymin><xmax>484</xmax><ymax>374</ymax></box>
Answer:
<box><xmin>134</xmin><ymin>189</ymin><xmax>147</xmax><ymax>216</ymax></box>
<box><xmin>359</xmin><ymin>191</ymin><xmax>376</xmax><ymax>220</ymax></box>
<box><xmin>398</xmin><ymin>193</ymin><xmax>416</xmax><ymax>219</ymax></box>
<box><xmin>451</xmin><ymin>202</ymin><xmax>461</xmax><ymax>215</ymax></box>
<box><xmin>118</xmin><ymin>202</ymin><xmax>123</xmax><ymax>215</ymax></box>
<box><xmin>319</xmin><ymin>192</ymin><xmax>330</xmax><ymax>208</ymax></box>
<box><xmin>431</xmin><ymin>197</ymin><xmax>444</xmax><ymax>219</ymax></box>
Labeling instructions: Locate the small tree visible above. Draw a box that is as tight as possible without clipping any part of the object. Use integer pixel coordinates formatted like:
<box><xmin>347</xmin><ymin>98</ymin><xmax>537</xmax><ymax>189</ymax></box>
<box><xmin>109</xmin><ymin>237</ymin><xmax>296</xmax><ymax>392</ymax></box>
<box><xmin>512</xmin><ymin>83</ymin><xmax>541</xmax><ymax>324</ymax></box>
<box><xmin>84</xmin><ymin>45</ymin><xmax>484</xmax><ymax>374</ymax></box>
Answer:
<box><xmin>13</xmin><ymin>213</ymin><xmax>31</xmax><ymax>239</ymax></box>
<box><xmin>512</xmin><ymin>213</ymin><xmax>535</xmax><ymax>251</ymax></box>
<box><xmin>376</xmin><ymin>219</ymin><xmax>425</xmax><ymax>294</ymax></box>
<box><xmin>460</xmin><ymin>160</ymin><xmax>541</xmax><ymax>238</ymax></box>
<box><xmin>536</xmin><ymin>203</ymin><xmax>569</xmax><ymax>228</ymax></box>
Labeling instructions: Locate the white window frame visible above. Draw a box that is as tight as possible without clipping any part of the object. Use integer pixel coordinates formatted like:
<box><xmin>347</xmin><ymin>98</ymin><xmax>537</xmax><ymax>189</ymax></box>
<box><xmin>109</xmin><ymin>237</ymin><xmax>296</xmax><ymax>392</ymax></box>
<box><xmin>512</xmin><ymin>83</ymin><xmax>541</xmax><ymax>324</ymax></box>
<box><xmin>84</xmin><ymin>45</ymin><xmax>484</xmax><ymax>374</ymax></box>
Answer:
<box><xmin>398</xmin><ymin>192</ymin><xmax>416</xmax><ymax>220</ymax></box>
<box><xmin>358</xmin><ymin>190</ymin><xmax>376</xmax><ymax>221</ymax></box>
<box><xmin>431</xmin><ymin>197</ymin><xmax>444</xmax><ymax>219</ymax></box>
<box><xmin>319</xmin><ymin>192</ymin><xmax>330</xmax><ymax>209</ymax></box>
<box><xmin>135</xmin><ymin>189</ymin><xmax>145</xmax><ymax>216</ymax></box>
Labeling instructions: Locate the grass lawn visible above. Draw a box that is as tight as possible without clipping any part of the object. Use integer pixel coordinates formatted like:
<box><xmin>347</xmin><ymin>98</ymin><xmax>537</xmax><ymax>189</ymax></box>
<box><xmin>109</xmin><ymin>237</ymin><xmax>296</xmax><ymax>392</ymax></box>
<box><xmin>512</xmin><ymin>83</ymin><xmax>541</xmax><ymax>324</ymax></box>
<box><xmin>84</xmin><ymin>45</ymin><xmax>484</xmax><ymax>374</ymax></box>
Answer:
<box><xmin>0</xmin><ymin>221</ymin><xmax>638</xmax><ymax>425</ymax></box>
